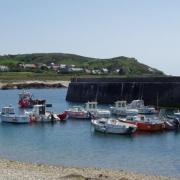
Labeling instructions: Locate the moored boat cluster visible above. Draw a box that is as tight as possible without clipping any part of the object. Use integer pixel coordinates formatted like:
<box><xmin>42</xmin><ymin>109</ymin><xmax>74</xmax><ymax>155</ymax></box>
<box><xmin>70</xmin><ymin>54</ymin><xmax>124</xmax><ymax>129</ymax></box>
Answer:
<box><xmin>0</xmin><ymin>91</ymin><xmax>68</xmax><ymax>124</ymax></box>
<box><xmin>0</xmin><ymin>90</ymin><xmax>180</xmax><ymax>136</ymax></box>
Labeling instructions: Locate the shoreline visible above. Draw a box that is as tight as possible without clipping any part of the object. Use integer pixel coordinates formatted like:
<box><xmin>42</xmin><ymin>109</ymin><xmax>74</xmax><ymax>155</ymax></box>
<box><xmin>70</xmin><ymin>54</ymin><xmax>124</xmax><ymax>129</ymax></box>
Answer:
<box><xmin>0</xmin><ymin>159</ymin><xmax>177</xmax><ymax>180</ymax></box>
<box><xmin>0</xmin><ymin>80</ymin><xmax>70</xmax><ymax>89</ymax></box>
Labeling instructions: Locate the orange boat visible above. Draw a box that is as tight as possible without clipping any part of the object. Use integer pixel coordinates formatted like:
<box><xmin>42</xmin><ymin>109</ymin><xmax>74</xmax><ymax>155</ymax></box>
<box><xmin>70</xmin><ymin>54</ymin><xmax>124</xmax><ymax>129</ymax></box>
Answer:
<box><xmin>119</xmin><ymin>115</ymin><xmax>164</xmax><ymax>132</ymax></box>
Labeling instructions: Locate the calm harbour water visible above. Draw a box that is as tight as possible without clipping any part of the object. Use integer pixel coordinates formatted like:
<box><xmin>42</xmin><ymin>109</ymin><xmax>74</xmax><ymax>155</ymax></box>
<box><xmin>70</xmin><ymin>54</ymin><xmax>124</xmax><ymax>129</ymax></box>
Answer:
<box><xmin>0</xmin><ymin>88</ymin><xmax>179</xmax><ymax>177</ymax></box>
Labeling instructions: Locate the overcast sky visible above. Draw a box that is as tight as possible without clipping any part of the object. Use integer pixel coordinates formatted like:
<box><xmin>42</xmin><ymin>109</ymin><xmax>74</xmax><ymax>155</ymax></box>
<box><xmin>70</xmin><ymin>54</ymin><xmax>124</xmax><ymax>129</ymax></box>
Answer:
<box><xmin>0</xmin><ymin>0</ymin><xmax>180</xmax><ymax>75</ymax></box>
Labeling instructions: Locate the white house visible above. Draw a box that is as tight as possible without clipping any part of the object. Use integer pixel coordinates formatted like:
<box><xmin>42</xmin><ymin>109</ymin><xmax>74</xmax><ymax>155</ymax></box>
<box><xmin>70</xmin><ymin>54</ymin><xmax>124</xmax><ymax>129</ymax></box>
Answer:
<box><xmin>102</xmin><ymin>68</ymin><xmax>109</xmax><ymax>74</ymax></box>
<box><xmin>0</xmin><ymin>65</ymin><xmax>9</xmax><ymax>71</ymax></box>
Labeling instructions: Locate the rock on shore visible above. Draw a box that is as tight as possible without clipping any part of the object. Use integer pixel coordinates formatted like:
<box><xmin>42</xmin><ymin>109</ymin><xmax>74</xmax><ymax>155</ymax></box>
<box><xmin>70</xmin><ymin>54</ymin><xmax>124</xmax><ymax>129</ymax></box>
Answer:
<box><xmin>0</xmin><ymin>159</ymin><xmax>178</xmax><ymax>180</ymax></box>
<box><xmin>0</xmin><ymin>81</ymin><xmax>69</xmax><ymax>90</ymax></box>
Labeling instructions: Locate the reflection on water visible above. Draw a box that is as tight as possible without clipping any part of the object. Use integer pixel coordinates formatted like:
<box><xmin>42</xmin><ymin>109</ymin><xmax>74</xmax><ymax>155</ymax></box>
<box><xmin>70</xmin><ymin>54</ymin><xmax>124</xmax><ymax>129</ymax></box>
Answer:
<box><xmin>0</xmin><ymin>89</ymin><xmax>179</xmax><ymax>177</ymax></box>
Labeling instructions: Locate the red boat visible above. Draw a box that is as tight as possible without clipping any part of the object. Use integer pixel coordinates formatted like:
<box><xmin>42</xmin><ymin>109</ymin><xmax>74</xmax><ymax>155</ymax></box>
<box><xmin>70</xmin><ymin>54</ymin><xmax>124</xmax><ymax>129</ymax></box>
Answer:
<box><xmin>57</xmin><ymin>112</ymin><xmax>68</xmax><ymax>121</ymax></box>
<box><xmin>119</xmin><ymin>115</ymin><xmax>164</xmax><ymax>132</ymax></box>
<box><xmin>18</xmin><ymin>91</ymin><xmax>46</xmax><ymax>108</ymax></box>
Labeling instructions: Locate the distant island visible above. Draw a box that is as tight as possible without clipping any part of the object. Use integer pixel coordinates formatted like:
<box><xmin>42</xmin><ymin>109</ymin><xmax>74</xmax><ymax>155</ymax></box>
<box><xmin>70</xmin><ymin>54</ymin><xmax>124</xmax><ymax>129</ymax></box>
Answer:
<box><xmin>0</xmin><ymin>53</ymin><xmax>165</xmax><ymax>82</ymax></box>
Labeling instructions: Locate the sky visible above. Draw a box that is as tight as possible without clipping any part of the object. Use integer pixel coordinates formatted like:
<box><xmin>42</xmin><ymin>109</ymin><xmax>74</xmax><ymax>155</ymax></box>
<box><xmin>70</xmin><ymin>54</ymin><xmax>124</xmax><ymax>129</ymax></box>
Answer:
<box><xmin>0</xmin><ymin>0</ymin><xmax>180</xmax><ymax>75</ymax></box>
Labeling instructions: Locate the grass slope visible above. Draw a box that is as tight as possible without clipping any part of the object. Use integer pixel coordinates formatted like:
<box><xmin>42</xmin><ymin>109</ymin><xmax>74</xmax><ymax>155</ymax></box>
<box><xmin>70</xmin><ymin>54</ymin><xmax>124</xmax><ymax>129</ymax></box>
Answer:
<box><xmin>0</xmin><ymin>53</ymin><xmax>165</xmax><ymax>81</ymax></box>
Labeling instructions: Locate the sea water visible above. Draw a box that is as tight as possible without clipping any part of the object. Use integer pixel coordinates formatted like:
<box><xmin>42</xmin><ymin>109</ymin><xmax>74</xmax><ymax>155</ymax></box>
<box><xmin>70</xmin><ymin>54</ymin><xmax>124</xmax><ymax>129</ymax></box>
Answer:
<box><xmin>0</xmin><ymin>88</ymin><xmax>179</xmax><ymax>177</ymax></box>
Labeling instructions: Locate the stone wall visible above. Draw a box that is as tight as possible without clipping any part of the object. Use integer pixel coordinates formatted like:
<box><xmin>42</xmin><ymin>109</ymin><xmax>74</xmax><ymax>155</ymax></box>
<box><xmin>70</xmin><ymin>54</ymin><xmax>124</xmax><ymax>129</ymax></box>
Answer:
<box><xmin>66</xmin><ymin>77</ymin><xmax>180</xmax><ymax>107</ymax></box>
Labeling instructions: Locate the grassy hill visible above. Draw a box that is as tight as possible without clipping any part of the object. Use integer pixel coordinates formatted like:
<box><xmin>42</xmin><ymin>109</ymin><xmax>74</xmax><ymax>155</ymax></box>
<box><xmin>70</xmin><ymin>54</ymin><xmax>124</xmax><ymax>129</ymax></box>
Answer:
<box><xmin>0</xmin><ymin>53</ymin><xmax>165</xmax><ymax>81</ymax></box>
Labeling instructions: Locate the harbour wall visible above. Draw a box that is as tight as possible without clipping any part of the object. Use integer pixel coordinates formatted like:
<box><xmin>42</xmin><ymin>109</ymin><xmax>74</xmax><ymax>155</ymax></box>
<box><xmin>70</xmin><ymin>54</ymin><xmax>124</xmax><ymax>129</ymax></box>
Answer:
<box><xmin>66</xmin><ymin>77</ymin><xmax>180</xmax><ymax>107</ymax></box>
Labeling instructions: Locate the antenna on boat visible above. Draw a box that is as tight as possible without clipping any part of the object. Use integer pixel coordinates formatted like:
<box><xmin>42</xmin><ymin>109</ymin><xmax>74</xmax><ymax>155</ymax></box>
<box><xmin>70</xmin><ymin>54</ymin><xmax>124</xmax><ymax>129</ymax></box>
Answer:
<box><xmin>121</xmin><ymin>83</ymin><xmax>124</xmax><ymax>99</ymax></box>
<box><xmin>156</xmin><ymin>91</ymin><xmax>159</xmax><ymax>109</ymax></box>
<box><xmin>140</xmin><ymin>84</ymin><xmax>144</xmax><ymax>100</ymax></box>
<box><xmin>138</xmin><ymin>83</ymin><xmax>141</xmax><ymax>100</ymax></box>
<box><xmin>95</xmin><ymin>85</ymin><xmax>99</xmax><ymax>102</ymax></box>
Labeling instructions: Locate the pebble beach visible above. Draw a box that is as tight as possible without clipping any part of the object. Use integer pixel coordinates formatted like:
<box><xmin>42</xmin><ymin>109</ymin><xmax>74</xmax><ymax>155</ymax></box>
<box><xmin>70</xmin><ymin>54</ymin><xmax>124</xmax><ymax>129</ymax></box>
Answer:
<box><xmin>0</xmin><ymin>159</ymin><xmax>178</xmax><ymax>180</ymax></box>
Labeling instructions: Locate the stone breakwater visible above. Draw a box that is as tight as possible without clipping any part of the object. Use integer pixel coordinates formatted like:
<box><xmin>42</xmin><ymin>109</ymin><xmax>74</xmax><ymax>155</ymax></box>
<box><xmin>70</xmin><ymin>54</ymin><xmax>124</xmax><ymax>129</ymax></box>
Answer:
<box><xmin>66</xmin><ymin>77</ymin><xmax>180</xmax><ymax>107</ymax></box>
<box><xmin>0</xmin><ymin>81</ymin><xmax>69</xmax><ymax>90</ymax></box>
<box><xmin>0</xmin><ymin>159</ymin><xmax>177</xmax><ymax>180</ymax></box>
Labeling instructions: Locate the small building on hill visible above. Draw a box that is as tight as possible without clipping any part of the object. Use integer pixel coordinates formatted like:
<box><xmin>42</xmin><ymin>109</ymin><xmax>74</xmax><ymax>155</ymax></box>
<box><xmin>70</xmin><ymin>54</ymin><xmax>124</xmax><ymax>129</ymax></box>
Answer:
<box><xmin>0</xmin><ymin>65</ymin><xmax>9</xmax><ymax>71</ymax></box>
<box><xmin>19</xmin><ymin>64</ymin><xmax>37</xmax><ymax>69</ymax></box>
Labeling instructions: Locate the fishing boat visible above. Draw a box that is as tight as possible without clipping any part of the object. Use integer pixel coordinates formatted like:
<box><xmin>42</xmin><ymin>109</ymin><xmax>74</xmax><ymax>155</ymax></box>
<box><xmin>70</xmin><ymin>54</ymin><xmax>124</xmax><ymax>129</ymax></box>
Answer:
<box><xmin>91</xmin><ymin>118</ymin><xmax>137</xmax><ymax>134</ymax></box>
<box><xmin>119</xmin><ymin>115</ymin><xmax>164</xmax><ymax>132</ymax></box>
<box><xmin>65</xmin><ymin>102</ymin><xmax>111</xmax><ymax>119</ymax></box>
<box><xmin>25</xmin><ymin>104</ymin><xmax>57</xmax><ymax>122</ymax></box>
<box><xmin>110</xmin><ymin>101</ymin><xmax>138</xmax><ymax>116</ymax></box>
<box><xmin>65</xmin><ymin>106</ymin><xmax>89</xmax><ymax>119</ymax></box>
<box><xmin>0</xmin><ymin>105</ymin><xmax>29</xmax><ymax>123</ymax></box>
<box><xmin>18</xmin><ymin>90</ymin><xmax>46</xmax><ymax>108</ymax></box>
<box><xmin>85</xmin><ymin>102</ymin><xmax>111</xmax><ymax>118</ymax></box>
<box><xmin>128</xmin><ymin>100</ymin><xmax>157</xmax><ymax>115</ymax></box>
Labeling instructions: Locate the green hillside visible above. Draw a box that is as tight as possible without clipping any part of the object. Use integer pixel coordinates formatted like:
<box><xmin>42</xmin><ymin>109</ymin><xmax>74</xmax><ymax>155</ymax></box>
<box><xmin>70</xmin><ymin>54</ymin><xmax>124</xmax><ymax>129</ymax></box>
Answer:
<box><xmin>0</xmin><ymin>53</ymin><xmax>164</xmax><ymax>75</ymax></box>
<box><xmin>0</xmin><ymin>53</ymin><xmax>165</xmax><ymax>82</ymax></box>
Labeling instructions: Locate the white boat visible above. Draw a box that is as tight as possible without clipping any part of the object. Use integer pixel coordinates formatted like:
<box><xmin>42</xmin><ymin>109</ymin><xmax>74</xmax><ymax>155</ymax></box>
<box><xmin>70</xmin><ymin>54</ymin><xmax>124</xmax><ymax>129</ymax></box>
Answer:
<box><xmin>91</xmin><ymin>118</ymin><xmax>137</xmax><ymax>134</ymax></box>
<box><xmin>128</xmin><ymin>100</ymin><xmax>157</xmax><ymax>115</ymax></box>
<box><xmin>85</xmin><ymin>102</ymin><xmax>111</xmax><ymax>118</ymax></box>
<box><xmin>66</xmin><ymin>102</ymin><xmax>111</xmax><ymax>119</ymax></box>
<box><xmin>0</xmin><ymin>105</ymin><xmax>29</xmax><ymax>123</ymax></box>
<box><xmin>110</xmin><ymin>101</ymin><xmax>138</xmax><ymax>116</ymax></box>
<box><xmin>25</xmin><ymin>104</ymin><xmax>57</xmax><ymax>122</ymax></box>
<box><xmin>65</xmin><ymin>106</ymin><xmax>89</xmax><ymax>119</ymax></box>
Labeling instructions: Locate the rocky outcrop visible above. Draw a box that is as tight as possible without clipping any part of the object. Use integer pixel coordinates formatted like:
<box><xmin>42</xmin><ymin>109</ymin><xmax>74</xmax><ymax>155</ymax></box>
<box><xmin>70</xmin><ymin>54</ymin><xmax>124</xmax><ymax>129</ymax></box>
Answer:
<box><xmin>1</xmin><ymin>82</ymin><xmax>66</xmax><ymax>90</ymax></box>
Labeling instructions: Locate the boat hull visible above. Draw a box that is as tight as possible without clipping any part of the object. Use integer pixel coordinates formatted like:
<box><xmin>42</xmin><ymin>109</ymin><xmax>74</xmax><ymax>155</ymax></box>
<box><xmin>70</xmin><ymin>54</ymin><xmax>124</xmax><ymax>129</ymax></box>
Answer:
<box><xmin>136</xmin><ymin>122</ymin><xmax>164</xmax><ymax>131</ymax></box>
<box><xmin>138</xmin><ymin>108</ymin><xmax>157</xmax><ymax>115</ymax></box>
<box><xmin>1</xmin><ymin>115</ymin><xmax>29</xmax><ymax>123</ymax></box>
<box><xmin>90</xmin><ymin>110</ymin><xmax>111</xmax><ymax>118</ymax></box>
<box><xmin>111</xmin><ymin>108</ymin><xmax>138</xmax><ymax>116</ymax></box>
<box><xmin>92</xmin><ymin>119</ymin><xmax>137</xmax><ymax>134</ymax></box>
<box><xmin>65</xmin><ymin>111</ymin><xmax>89</xmax><ymax>119</ymax></box>
<box><xmin>119</xmin><ymin>119</ymin><xmax>164</xmax><ymax>132</ymax></box>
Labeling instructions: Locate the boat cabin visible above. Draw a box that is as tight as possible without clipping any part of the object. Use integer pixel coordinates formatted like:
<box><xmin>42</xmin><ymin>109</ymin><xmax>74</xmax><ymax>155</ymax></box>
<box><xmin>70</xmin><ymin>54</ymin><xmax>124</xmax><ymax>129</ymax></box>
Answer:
<box><xmin>85</xmin><ymin>102</ymin><xmax>97</xmax><ymax>111</ymax></box>
<box><xmin>1</xmin><ymin>106</ymin><xmax>15</xmax><ymax>115</ymax></box>
<box><xmin>127</xmin><ymin>115</ymin><xmax>146</xmax><ymax>122</ymax></box>
<box><xmin>19</xmin><ymin>91</ymin><xmax>32</xmax><ymax>100</ymax></box>
<box><xmin>71</xmin><ymin>106</ymin><xmax>84</xmax><ymax>112</ymax></box>
<box><xmin>114</xmin><ymin>101</ymin><xmax>127</xmax><ymax>108</ymax></box>
<box><xmin>32</xmin><ymin>104</ymin><xmax>46</xmax><ymax>115</ymax></box>
<box><xmin>129</xmin><ymin>100</ymin><xmax>144</xmax><ymax>109</ymax></box>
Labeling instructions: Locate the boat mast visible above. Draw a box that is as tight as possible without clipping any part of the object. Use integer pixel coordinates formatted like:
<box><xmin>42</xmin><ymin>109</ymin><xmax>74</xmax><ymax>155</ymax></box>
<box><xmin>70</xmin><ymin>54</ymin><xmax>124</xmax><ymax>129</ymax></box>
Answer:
<box><xmin>156</xmin><ymin>91</ymin><xmax>159</xmax><ymax>109</ymax></box>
